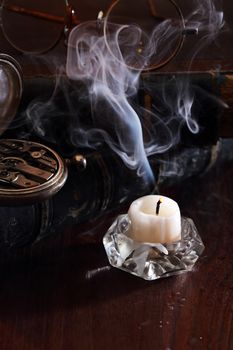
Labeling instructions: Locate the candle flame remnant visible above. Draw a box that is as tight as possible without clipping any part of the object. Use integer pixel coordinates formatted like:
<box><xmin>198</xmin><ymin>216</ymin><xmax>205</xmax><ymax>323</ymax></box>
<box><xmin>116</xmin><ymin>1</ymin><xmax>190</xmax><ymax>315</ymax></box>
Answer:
<box><xmin>156</xmin><ymin>198</ymin><xmax>163</xmax><ymax>215</ymax></box>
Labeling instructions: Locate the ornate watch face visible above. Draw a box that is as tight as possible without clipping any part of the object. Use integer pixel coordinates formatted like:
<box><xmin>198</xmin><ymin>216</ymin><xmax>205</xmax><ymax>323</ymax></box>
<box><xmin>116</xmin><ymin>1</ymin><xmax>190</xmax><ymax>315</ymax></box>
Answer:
<box><xmin>0</xmin><ymin>139</ymin><xmax>68</xmax><ymax>205</ymax></box>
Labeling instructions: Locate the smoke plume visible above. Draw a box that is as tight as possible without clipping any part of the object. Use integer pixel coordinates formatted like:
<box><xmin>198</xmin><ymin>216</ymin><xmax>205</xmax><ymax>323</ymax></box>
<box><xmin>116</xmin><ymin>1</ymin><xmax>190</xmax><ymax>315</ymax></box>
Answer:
<box><xmin>23</xmin><ymin>0</ymin><xmax>224</xmax><ymax>186</ymax></box>
<box><xmin>65</xmin><ymin>0</ymin><xmax>224</xmax><ymax>183</ymax></box>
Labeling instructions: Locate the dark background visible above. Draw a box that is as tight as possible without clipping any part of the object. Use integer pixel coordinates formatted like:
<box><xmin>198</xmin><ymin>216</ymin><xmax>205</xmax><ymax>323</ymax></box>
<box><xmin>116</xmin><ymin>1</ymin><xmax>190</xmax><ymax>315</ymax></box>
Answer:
<box><xmin>0</xmin><ymin>0</ymin><xmax>233</xmax><ymax>75</ymax></box>
<box><xmin>0</xmin><ymin>1</ymin><xmax>233</xmax><ymax>350</ymax></box>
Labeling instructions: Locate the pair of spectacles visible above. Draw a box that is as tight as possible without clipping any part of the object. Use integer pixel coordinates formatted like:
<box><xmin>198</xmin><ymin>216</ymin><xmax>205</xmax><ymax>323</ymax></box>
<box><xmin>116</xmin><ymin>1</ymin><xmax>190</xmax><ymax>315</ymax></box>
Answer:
<box><xmin>0</xmin><ymin>0</ymin><xmax>79</xmax><ymax>54</ymax></box>
<box><xmin>0</xmin><ymin>0</ymin><xmax>196</xmax><ymax>70</ymax></box>
<box><xmin>104</xmin><ymin>0</ymin><xmax>198</xmax><ymax>71</ymax></box>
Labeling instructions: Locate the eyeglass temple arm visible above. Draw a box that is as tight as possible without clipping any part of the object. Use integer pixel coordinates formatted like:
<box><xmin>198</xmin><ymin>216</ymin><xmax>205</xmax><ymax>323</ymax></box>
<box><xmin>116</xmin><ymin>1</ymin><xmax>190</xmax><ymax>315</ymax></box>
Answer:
<box><xmin>147</xmin><ymin>0</ymin><xmax>198</xmax><ymax>35</ymax></box>
<box><xmin>3</xmin><ymin>3</ymin><xmax>79</xmax><ymax>26</ymax></box>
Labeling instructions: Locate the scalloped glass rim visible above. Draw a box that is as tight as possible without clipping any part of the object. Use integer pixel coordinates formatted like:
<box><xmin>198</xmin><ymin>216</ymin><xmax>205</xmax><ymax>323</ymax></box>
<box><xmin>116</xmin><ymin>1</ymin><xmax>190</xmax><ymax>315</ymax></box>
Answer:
<box><xmin>103</xmin><ymin>215</ymin><xmax>205</xmax><ymax>280</ymax></box>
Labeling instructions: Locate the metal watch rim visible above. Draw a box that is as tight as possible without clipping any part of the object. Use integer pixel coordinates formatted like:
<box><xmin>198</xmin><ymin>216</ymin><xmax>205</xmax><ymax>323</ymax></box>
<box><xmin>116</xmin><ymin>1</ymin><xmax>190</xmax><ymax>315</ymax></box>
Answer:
<box><xmin>0</xmin><ymin>139</ymin><xmax>68</xmax><ymax>205</ymax></box>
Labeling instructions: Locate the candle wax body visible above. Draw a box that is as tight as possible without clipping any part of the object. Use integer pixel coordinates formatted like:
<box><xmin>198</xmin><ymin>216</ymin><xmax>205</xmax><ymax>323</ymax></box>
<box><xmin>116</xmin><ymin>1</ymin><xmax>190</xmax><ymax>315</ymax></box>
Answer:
<box><xmin>128</xmin><ymin>195</ymin><xmax>181</xmax><ymax>244</ymax></box>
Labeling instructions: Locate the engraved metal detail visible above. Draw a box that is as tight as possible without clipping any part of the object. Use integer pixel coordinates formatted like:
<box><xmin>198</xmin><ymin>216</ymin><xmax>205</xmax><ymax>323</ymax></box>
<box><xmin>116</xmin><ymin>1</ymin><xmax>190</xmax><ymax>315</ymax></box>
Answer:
<box><xmin>0</xmin><ymin>139</ymin><xmax>68</xmax><ymax>204</ymax></box>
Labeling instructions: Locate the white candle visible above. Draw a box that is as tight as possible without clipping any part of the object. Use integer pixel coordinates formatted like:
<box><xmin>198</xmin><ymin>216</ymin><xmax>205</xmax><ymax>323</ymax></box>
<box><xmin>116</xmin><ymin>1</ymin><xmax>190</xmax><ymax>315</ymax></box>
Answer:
<box><xmin>128</xmin><ymin>195</ymin><xmax>181</xmax><ymax>244</ymax></box>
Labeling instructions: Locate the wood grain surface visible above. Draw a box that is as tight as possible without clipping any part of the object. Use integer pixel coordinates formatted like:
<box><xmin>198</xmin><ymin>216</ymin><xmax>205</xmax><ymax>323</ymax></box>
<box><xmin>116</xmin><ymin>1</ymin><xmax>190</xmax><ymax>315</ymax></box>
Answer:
<box><xmin>0</xmin><ymin>146</ymin><xmax>232</xmax><ymax>350</ymax></box>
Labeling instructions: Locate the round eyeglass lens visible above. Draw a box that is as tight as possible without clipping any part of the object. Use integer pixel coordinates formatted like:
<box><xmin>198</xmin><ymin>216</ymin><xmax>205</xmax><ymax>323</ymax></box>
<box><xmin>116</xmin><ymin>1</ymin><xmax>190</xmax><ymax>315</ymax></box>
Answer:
<box><xmin>1</xmin><ymin>0</ymin><xmax>66</xmax><ymax>54</ymax></box>
<box><xmin>104</xmin><ymin>0</ymin><xmax>185</xmax><ymax>71</ymax></box>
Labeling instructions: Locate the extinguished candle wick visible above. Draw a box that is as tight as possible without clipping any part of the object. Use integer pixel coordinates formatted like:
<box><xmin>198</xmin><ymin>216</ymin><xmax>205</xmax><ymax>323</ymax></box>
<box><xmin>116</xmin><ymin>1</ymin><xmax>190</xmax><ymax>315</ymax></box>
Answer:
<box><xmin>128</xmin><ymin>195</ymin><xmax>181</xmax><ymax>244</ymax></box>
<box><xmin>156</xmin><ymin>198</ymin><xmax>162</xmax><ymax>215</ymax></box>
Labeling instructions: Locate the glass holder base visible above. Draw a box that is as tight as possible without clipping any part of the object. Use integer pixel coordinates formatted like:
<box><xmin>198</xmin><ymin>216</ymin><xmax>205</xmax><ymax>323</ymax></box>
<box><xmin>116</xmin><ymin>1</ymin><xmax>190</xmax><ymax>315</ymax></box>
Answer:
<box><xmin>103</xmin><ymin>215</ymin><xmax>205</xmax><ymax>281</ymax></box>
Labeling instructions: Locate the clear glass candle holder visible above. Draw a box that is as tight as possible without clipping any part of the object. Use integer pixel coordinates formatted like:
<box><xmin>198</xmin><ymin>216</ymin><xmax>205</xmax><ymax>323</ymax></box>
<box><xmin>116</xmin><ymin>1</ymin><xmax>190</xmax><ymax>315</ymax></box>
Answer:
<box><xmin>103</xmin><ymin>215</ymin><xmax>204</xmax><ymax>280</ymax></box>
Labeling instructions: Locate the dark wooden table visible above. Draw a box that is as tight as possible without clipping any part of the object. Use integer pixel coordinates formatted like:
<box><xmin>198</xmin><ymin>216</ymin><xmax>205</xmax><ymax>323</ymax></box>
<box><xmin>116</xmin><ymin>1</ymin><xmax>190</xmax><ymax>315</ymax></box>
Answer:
<box><xmin>0</xmin><ymin>1</ymin><xmax>233</xmax><ymax>348</ymax></box>
<box><xmin>0</xmin><ymin>145</ymin><xmax>232</xmax><ymax>350</ymax></box>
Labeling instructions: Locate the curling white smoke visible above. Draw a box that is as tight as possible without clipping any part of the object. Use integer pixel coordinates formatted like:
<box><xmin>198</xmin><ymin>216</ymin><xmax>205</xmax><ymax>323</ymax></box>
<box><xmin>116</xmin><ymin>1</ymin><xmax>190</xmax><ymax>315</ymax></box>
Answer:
<box><xmin>184</xmin><ymin>0</ymin><xmax>224</xmax><ymax>68</ymax></box>
<box><xmin>65</xmin><ymin>0</ymin><xmax>224</xmax><ymax>184</ymax></box>
<box><xmin>66</xmin><ymin>21</ymin><xmax>154</xmax><ymax>182</ymax></box>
